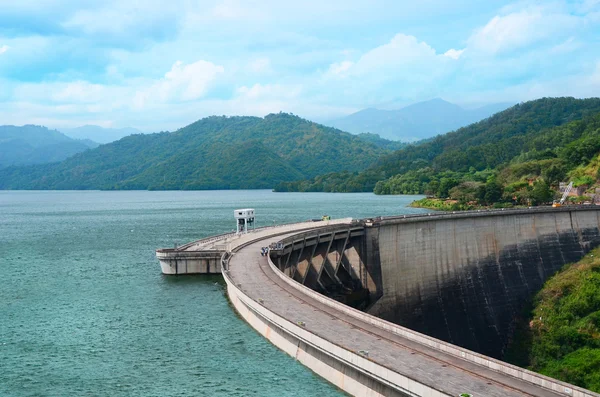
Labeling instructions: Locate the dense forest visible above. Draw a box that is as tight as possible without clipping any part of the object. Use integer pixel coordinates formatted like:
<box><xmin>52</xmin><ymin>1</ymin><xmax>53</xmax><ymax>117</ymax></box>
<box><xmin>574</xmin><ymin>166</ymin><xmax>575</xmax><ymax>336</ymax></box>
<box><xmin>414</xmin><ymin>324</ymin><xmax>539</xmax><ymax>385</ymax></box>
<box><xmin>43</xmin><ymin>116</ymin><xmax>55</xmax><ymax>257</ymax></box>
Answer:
<box><xmin>0</xmin><ymin>113</ymin><xmax>393</xmax><ymax>190</ymax></box>
<box><xmin>404</xmin><ymin>111</ymin><xmax>600</xmax><ymax>210</ymax></box>
<box><xmin>275</xmin><ymin>98</ymin><xmax>600</xmax><ymax>207</ymax></box>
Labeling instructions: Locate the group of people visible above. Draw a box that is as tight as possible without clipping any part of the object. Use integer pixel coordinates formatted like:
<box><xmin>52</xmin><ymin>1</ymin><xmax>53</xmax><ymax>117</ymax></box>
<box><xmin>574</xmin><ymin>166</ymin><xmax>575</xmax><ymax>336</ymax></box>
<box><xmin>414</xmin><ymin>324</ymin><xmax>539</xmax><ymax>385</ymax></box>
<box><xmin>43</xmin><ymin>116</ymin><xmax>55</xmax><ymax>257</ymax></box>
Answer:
<box><xmin>260</xmin><ymin>247</ymin><xmax>269</xmax><ymax>256</ymax></box>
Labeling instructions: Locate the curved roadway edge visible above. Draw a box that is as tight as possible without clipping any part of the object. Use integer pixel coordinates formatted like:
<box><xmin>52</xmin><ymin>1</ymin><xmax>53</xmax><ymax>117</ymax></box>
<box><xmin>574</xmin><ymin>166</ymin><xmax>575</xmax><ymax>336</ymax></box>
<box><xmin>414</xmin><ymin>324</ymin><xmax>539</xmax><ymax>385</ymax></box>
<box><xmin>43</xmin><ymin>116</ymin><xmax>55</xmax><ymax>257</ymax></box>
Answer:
<box><xmin>220</xmin><ymin>219</ymin><xmax>600</xmax><ymax>397</ymax></box>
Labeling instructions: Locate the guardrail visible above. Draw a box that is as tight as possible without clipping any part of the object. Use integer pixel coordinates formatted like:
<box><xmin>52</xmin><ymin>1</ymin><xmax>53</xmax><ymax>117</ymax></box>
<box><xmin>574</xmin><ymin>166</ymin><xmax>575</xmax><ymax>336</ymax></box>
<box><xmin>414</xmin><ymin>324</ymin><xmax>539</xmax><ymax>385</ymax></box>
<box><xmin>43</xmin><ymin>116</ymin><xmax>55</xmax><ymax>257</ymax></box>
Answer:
<box><xmin>175</xmin><ymin>219</ymin><xmax>347</xmax><ymax>251</ymax></box>
<box><xmin>373</xmin><ymin>204</ymin><xmax>600</xmax><ymax>226</ymax></box>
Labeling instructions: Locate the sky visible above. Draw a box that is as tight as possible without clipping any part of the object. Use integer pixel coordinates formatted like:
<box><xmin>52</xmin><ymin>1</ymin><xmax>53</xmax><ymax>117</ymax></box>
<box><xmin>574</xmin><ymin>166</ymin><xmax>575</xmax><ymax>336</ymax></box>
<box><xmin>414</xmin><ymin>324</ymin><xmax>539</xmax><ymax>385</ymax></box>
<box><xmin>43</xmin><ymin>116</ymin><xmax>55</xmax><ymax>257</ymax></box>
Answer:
<box><xmin>0</xmin><ymin>0</ymin><xmax>599</xmax><ymax>132</ymax></box>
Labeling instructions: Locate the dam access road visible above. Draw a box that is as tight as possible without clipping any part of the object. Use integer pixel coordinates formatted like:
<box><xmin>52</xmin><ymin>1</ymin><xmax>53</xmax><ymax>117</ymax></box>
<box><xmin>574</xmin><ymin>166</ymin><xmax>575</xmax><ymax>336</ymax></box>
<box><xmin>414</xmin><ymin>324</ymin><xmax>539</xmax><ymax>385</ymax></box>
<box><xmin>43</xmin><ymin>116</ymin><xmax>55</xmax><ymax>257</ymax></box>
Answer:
<box><xmin>157</xmin><ymin>207</ymin><xmax>600</xmax><ymax>397</ymax></box>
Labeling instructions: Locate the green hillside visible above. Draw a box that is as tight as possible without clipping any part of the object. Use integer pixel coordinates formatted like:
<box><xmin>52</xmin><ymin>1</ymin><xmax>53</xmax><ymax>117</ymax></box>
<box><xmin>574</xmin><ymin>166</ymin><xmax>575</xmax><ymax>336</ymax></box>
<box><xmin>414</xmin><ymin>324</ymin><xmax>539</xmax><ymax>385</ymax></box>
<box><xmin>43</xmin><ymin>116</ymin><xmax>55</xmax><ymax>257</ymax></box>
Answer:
<box><xmin>275</xmin><ymin>97</ymin><xmax>600</xmax><ymax>197</ymax></box>
<box><xmin>0</xmin><ymin>113</ymin><xmax>388</xmax><ymax>190</ymax></box>
<box><xmin>506</xmin><ymin>246</ymin><xmax>600</xmax><ymax>392</ymax></box>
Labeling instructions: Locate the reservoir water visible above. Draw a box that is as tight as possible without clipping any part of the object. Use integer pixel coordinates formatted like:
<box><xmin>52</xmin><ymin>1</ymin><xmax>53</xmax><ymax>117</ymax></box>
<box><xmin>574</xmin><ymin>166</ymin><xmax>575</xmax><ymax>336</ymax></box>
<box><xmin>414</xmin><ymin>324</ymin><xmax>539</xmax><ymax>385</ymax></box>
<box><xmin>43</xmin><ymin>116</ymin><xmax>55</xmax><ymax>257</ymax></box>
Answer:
<box><xmin>0</xmin><ymin>190</ymin><xmax>427</xmax><ymax>396</ymax></box>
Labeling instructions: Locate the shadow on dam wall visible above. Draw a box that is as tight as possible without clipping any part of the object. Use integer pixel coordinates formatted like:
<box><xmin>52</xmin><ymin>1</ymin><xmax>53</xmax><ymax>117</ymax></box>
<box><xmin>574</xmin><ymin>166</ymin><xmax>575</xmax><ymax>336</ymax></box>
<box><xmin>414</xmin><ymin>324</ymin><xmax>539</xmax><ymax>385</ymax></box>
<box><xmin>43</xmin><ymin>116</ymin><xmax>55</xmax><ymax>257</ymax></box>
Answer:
<box><xmin>366</xmin><ymin>208</ymin><xmax>600</xmax><ymax>359</ymax></box>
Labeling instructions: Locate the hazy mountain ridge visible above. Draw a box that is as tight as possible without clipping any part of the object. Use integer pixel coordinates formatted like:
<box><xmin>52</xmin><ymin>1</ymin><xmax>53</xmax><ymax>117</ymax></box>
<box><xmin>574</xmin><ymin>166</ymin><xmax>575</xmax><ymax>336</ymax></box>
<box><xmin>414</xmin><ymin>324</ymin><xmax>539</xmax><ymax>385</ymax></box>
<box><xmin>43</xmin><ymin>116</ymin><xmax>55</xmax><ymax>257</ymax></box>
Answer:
<box><xmin>327</xmin><ymin>98</ymin><xmax>513</xmax><ymax>141</ymax></box>
<box><xmin>0</xmin><ymin>125</ymin><xmax>97</xmax><ymax>168</ymax></box>
<box><xmin>59</xmin><ymin>125</ymin><xmax>144</xmax><ymax>144</ymax></box>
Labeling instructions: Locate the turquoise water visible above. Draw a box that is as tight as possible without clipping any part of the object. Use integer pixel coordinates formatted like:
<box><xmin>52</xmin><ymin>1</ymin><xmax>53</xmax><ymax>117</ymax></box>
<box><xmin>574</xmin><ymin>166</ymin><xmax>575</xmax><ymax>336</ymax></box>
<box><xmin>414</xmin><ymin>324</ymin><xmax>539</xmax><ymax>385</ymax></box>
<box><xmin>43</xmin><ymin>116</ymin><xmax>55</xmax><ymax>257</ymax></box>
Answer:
<box><xmin>0</xmin><ymin>190</ymin><xmax>427</xmax><ymax>396</ymax></box>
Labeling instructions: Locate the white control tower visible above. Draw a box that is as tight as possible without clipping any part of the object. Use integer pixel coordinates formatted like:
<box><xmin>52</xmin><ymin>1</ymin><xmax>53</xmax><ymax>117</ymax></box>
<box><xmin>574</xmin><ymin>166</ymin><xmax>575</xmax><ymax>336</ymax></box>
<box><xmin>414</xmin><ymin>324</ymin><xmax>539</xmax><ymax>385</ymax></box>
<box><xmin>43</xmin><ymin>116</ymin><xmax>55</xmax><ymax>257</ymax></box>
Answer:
<box><xmin>234</xmin><ymin>208</ymin><xmax>255</xmax><ymax>234</ymax></box>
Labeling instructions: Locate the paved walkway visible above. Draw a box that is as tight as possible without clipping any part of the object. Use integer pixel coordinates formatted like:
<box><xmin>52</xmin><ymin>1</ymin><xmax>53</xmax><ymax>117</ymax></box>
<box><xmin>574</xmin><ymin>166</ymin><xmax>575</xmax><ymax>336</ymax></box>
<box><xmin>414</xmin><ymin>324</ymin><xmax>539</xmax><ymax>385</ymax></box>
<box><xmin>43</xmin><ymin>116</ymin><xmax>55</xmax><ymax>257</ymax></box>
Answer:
<box><xmin>227</xmin><ymin>232</ymin><xmax>563</xmax><ymax>397</ymax></box>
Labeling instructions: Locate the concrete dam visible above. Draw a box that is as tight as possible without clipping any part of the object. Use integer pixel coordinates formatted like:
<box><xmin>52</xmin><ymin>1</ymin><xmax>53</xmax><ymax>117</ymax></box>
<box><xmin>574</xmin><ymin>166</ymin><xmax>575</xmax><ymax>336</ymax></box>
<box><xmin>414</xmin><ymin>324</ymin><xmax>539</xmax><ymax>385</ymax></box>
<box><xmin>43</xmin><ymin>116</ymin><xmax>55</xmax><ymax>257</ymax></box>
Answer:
<box><xmin>269</xmin><ymin>207</ymin><xmax>600</xmax><ymax>359</ymax></box>
<box><xmin>157</xmin><ymin>207</ymin><xmax>600</xmax><ymax>397</ymax></box>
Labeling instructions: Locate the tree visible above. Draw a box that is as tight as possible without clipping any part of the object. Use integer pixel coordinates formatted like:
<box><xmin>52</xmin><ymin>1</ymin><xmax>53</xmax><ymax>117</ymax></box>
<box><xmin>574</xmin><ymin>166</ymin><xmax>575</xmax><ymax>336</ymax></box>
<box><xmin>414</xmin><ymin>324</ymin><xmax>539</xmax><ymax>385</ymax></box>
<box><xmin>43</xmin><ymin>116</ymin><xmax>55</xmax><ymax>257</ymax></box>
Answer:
<box><xmin>530</xmin><ymin>180</ymin><xmax>554</xmax><ymax>205</ymax></box>
<box><xmin>449</xmin><ymin>181</ymin><xmax>484</xmax><ymax>203</ymax></box>
<box><xmin>542</xmin><ymin>164</ymin><xmax>566</xmax><ymax>187</ymax></box>
<box><xmin>483</xmin><ymin>180</ymin><xmax>503</xmax><ymax>204</ymax></box>
<box><xmin>437</xmin><ymin>177</ymin><xmax>459</xmax><ymax>198</ymax></box>
<box><xmin>425</xmin><ymin>180</ymin><xmax>440</xmax><ymax>196</ymax></box>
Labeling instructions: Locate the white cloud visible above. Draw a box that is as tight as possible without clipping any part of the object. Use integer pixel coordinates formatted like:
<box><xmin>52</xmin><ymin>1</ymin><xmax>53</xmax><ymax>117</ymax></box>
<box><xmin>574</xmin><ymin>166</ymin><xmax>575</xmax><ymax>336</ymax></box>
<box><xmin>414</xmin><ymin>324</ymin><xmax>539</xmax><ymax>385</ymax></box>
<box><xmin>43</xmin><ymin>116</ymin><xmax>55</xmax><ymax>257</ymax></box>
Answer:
<box><xmin>0</xmin><ymin>45</ymin><xmax>9</xmax><ymax>54</ymax></box>
<box><xmin>353</xmin><ymin>34</ymin><xmax>439</xmax><ymax>74</ymax></box>
<box><xmin>319</xmin><ymin>33</ymin><xmax>456</xmax><ymax>104</ymax></box>
<box><xmin>163</xmin><ymin>60</ymin><xmax>224</xmax><ymax>101</ymax></box>
<box><xmin>134</xmin><ymin>60</ymin><xmax>224</xmax><ymax>109</ymax></box>
<box><xmin>443</xmin><ymin>48</ymin><xmax>465</xmax><ymax>60</ymax></box>
<box><xmin>467</xmin><ymin>5</ymin><xmax>579</xmax><ymax>55</ymax></box>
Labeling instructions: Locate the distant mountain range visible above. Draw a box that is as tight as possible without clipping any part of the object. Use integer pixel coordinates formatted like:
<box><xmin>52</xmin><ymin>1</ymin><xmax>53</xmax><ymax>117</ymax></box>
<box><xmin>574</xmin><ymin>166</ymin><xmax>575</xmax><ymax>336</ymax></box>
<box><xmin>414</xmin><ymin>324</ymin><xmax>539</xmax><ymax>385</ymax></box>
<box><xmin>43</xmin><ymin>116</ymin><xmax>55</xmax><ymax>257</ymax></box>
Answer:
<box><xmin>59</xmin><ymin>125</ymin><xmax>144</xmax><ymax>144</ymax></box>
<box><xmin>0</xmin><ymin>114</ymin><xmax>394</xmax><ymax>190</ymax></box>
<box><xmin>327</xmin><ymin>98</ymin><xmax>513</xmax><ymax>141</ymax></box>
<box><xmin>0</xmin><ymin>125</ymin><xmax>98</xmax><ymax>168</ymax></box>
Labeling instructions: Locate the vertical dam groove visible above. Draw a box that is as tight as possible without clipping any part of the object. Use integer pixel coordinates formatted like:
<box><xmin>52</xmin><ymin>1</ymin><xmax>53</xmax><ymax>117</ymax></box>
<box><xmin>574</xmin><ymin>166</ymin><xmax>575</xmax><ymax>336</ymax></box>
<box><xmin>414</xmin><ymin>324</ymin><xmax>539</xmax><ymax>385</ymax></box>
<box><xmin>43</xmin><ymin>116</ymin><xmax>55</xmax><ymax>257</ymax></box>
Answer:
<box><xmin>270</xmin><ymin>207</ymin><xmax>600</xmax><ymax>359</ymax></box>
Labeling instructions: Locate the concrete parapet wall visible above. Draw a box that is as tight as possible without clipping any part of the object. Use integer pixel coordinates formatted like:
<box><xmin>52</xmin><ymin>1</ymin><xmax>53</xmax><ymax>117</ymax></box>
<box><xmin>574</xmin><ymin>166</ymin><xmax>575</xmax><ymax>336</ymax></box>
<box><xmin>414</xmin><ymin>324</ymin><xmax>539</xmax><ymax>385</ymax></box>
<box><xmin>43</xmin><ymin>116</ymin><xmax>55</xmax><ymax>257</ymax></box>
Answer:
<box><xmin>265</xmin><ymin>230</ymin><xmax>600</xmax><ymax>397</ymax></box>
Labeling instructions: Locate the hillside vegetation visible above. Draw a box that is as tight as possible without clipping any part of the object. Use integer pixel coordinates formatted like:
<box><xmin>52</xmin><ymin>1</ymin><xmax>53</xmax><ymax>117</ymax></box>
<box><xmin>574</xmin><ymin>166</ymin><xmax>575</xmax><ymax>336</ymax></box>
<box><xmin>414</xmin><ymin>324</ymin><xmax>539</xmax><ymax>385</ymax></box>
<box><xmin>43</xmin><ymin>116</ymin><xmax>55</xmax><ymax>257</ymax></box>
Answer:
<box><xmin>0</xmin><ymin>113</ymin><xmax>389</xmax><ymax>190</ymax></box>
<box><xmin>507</xmin><ymin>247</ymin><xmax>600</xmax><ymax>392</ymax></box>
<box><xmin>0</xmin><ymin>125</ymin><xmax>96</xmax><ymax>168</ymax></box>
<box><xmin>275</xmin><ymin>98</ymin><xmax>600</xmax><ymax>203</ymax></box>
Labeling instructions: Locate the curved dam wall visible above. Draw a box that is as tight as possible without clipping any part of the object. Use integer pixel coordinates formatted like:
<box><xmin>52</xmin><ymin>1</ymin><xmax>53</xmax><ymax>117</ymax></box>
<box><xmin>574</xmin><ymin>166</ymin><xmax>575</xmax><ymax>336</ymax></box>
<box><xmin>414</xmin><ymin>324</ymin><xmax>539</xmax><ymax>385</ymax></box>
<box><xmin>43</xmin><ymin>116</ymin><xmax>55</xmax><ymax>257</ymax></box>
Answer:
<box><xmin>271</xmin><ymin>207</ymin><xmax>600</xmax><ymax>359</ymax></box>
<box><xmin>367</xmin><ymin>207</ymin><xmax>600</xmax><ymax>358</ymax></box>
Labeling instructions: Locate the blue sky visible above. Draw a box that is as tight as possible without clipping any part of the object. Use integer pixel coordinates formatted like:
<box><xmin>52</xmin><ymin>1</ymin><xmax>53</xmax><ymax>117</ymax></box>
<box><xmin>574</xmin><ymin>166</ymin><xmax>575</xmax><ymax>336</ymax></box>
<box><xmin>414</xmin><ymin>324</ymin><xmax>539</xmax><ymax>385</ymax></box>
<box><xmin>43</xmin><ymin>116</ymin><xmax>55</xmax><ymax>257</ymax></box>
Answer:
<box><xmin>0</xmin><ymin>0</ymin><xmax>599</xmax><ymax>131</ymax></box>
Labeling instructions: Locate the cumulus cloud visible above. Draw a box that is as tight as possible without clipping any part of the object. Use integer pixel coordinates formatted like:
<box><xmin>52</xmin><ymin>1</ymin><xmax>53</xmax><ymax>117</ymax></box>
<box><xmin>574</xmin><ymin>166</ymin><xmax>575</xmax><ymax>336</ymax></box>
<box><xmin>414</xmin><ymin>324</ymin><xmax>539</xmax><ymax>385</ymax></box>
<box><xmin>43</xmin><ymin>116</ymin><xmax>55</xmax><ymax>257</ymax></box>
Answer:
<box><xmin>134</xmin><ymin>60</ymin><xmax>224</xmax><ymax>109</ymax></box>
<box><xmin>320</xmin><ymin>33</ymin><xmax>461</xmax><ymax>104</ymax></box>
<box><xmin>352</xmin><ymin>34</ymin><xmax>440</xmax><ymax>74</ymax></box>
<box><xmin>467</xmin><ymin>5</ymin><xmax>579</xmax><ymax>55</ymax></box>
<box><xmin>163</xmin><ymin>60</ymin><xmax>224</xmax><ymax>101</ymax></box>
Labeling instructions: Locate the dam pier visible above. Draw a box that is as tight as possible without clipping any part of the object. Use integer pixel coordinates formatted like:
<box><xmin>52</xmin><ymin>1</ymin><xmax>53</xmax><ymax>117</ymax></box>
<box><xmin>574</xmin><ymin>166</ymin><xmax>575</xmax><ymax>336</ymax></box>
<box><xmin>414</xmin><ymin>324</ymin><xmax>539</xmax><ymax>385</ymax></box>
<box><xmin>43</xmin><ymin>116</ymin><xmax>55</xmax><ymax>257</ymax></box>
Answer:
<box><xmin>156</xmin><ymin>207</ymin><xmax>600</xmax><ymax>397</ymax></box>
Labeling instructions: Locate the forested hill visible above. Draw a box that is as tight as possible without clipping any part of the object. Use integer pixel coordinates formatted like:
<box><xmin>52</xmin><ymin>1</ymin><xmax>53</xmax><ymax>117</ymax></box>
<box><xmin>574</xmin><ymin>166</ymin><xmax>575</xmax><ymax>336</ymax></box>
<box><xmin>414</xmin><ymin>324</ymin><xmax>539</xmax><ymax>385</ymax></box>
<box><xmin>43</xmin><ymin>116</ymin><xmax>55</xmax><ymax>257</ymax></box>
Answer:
<box><xmin>0</xmin><ymin>113</ymin><xmax>390</xmax><ymax>190</ymax></box>
<box><xmin>275</xmin><ymin>97</ymin><xmax>600</xmax><ymax>193</ymax></box>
